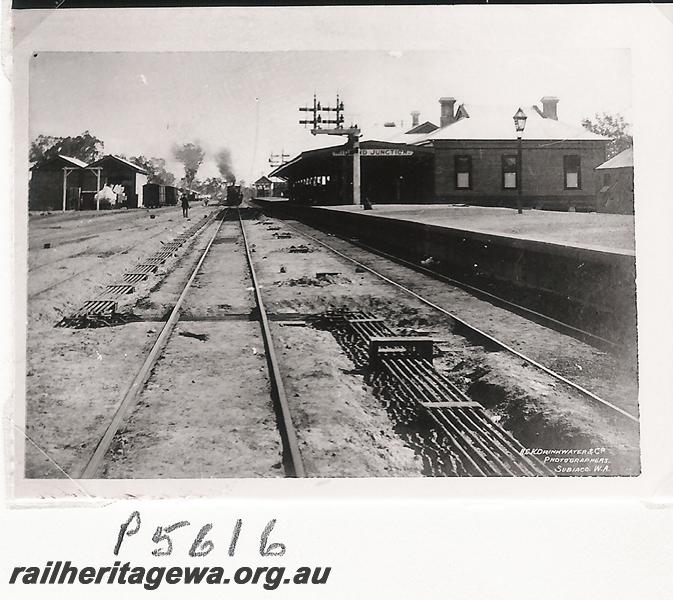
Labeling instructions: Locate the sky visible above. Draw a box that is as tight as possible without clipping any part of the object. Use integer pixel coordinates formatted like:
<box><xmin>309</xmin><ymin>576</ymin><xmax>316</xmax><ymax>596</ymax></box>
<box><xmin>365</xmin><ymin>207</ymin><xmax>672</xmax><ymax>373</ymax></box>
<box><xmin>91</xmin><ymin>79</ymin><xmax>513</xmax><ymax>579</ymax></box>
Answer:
<box><xmin>29</xmin><ymin>49</ymin><xmax>632</xmax><ymax>184</ymax></box>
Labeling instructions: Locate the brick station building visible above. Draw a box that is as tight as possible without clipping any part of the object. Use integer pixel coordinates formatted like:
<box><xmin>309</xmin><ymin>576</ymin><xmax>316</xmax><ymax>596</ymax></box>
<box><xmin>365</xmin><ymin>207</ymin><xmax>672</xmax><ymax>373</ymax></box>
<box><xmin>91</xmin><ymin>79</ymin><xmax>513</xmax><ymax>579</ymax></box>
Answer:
<box><xmin>271</xmin><ymin>96</ymin><xmax>610</xmax><ymax>211</ymax></box>
<box><xmin>421</xmin><ymin>97</ymin><xmax>608</xmax><ymax>210</ymax></box>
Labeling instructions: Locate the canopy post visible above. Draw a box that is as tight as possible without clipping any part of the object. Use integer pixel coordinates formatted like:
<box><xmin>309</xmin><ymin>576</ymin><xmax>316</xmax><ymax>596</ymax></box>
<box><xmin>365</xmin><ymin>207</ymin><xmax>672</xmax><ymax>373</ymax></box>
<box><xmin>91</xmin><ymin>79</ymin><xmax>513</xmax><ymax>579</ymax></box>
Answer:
<box><xmin>62</xmin><ymin>168</ymin><xmax>68</xmax><ymax>211</ymax></box>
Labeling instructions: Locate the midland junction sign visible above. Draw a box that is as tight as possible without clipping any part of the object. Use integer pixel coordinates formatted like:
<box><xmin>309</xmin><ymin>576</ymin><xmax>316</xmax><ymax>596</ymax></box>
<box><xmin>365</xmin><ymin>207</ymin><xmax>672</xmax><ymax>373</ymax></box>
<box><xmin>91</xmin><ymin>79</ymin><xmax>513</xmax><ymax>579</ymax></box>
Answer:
<box><xmin>332</xmin><ymin>148</ymin><xmax>415</xmax><ymax>157</ymax></box>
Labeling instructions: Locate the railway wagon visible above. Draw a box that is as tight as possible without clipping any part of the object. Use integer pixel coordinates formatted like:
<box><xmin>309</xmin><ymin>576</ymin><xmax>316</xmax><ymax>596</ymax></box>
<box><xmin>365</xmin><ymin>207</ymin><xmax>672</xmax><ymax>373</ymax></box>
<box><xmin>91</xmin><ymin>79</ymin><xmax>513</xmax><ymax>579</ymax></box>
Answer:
<box><xmin>226</xmin><ymin>185</ymin><xmax>243</xmax><ymax>206</ymax></box>
<box><xmin>143</xmin><ymin>183</ymin><xmax>180</xmax><ymax>208</ymax></box>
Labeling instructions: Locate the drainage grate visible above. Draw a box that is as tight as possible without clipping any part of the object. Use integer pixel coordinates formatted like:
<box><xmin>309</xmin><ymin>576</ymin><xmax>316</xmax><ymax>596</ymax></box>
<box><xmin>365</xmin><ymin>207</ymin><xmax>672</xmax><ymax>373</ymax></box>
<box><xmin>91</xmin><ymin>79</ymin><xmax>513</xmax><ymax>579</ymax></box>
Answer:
<box><xmin>77</xmin><ymin>299</ymin><xmax>117</xmax><ymax>316</ymax></box>
<box><xmin>140</xmin><ymin>257</ymin><xmax>166</xmax><ymax>265</ymax></box>
<box><xmin>320</xmin><ymin>310</ymin><xmax>553</xmax><ymax>477</ymax></box>
<box><xmin>105</xmin><ymin>284</ymin><xmax>136</xmax><ymax>296</ymax></box>
<box><xmin>122</xmin><ymin>273</ymin><xmax>149</xmax><ymax>284</ymax></box>
<box><xmin>129</xmin><ymin>264</ymin><xmax>158</xmax><ymax>274</ymax></box>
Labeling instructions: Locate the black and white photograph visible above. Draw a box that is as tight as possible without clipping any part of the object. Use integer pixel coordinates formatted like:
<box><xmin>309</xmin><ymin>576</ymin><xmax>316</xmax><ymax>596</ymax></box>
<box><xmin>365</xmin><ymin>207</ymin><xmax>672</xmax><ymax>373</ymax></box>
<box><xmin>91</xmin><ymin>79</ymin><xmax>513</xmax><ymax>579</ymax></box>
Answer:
<box><xmin>4</xmin><ymin>4</ymin><xmax>673</xmax><ymax>600</ymax></box>
<box><xmin>22</xmin><ymin>46</ymin><xmax>640</xmax><ymax>481</ymax></box>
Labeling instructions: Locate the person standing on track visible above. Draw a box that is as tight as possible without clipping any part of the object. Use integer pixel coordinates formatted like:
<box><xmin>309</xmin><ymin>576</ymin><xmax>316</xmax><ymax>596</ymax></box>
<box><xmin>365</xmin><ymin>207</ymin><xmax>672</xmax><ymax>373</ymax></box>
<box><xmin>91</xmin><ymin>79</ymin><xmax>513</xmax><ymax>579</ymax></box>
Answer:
<box><xmin>181</xmin><ymin>192</ymin><xmax>190</xmax><ymax>218</ymax></box>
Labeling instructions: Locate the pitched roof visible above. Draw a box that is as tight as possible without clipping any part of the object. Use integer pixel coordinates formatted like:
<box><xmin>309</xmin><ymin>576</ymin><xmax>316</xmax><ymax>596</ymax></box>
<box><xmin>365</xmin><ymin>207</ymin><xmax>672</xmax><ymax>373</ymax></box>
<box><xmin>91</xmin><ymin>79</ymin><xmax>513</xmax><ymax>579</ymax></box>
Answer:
<box><xmin>420</xmin><ymin>104</ymin><xmax>608</xmax><ymax>142</ymax></box>
<box><xmin>88</xmin><ymin>154</ymin><xmax>148</xmax><ymax>174</ymax></box>
<box><xmin>255</xmin><ymin>176</ymin><xmax>272</xmax><ymax>185</ymax></box>
<box><xmin>58</xmin><ymin>155</ymin><xmax>88</xmax><ymax>167</ymax></box>
<box><xmin>595</xmin><ymin>146</ymin><xmax>633</xmax><ymax>169</ymax></box>
<box><xmin>30</xmin><ymin>154</ymin><xmax>89</xmax><ymax>170</ymax></box>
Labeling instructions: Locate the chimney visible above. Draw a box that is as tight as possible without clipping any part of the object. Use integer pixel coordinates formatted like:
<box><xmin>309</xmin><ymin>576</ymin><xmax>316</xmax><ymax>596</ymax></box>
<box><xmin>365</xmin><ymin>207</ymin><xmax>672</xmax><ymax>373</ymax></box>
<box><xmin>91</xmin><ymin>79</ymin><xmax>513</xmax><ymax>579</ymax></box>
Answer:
<box><xmin>540</xmin><ymin>96</ymin><xmax>559</xmax><ymax>120</ymax></box>
<box><xmin>410</xmin><ymin>111</ymin><xmax>420</xmax><ymax>127</ymax></box>
<box><xmin>439</xmin><ymin>97</ymin><xmax>457</xmax><ymax>128</ymax></box>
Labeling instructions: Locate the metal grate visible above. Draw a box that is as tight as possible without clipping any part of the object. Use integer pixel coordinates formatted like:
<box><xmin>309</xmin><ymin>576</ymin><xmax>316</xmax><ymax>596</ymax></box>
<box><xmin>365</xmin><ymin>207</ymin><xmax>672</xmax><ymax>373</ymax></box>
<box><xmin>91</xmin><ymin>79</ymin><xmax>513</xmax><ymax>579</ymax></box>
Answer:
<box><xmin>77</xmin><ymin>299</ymin><xmax>117</xmax><ymax>316</ymax></box>
<box><xmin>326</xmin><ymin>310</ymin><xmax>553</xmax><ymax>477</ymax></box>
<box><xmin>130</xmin><ymin>264</ymin><xmax>158</xmax><ymax>274</ymax></box>
<box><xmin>104</xmin><ymin>284</ymin><xmax>136</xmax><ymax>296</ymax></box>
<box><xmin>122</xmin><ymin>273</ymin><xmax>149</xmax><ymax>284</ymax></box>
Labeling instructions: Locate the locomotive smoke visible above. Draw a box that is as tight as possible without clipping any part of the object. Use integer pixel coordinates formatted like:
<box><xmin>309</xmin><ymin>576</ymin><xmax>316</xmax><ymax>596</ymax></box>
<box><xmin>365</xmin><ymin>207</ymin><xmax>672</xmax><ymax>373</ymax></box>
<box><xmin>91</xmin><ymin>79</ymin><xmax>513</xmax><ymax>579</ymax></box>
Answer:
<box><xmin>215</xmin><ymin>148</ymin><xmax>236</xmax><ymax>184</ymax></box>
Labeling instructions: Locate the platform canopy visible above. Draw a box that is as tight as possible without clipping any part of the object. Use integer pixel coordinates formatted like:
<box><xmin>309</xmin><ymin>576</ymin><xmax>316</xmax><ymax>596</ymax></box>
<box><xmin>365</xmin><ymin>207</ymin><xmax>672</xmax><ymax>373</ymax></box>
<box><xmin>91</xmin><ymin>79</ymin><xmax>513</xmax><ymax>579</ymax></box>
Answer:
<box><xmin>270</xmin><ymin>140</ymin><xmax>433</xmax><ymax>182</ymax></box>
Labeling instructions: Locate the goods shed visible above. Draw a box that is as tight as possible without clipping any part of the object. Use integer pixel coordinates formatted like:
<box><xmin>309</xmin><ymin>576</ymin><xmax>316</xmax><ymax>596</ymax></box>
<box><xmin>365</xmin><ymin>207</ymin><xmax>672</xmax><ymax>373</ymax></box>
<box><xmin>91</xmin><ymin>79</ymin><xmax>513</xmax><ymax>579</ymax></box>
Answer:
<box><xmin>81</xmin><ymin>155</ymin><xmax>148</xmax><ymax>209</ymax></box>
<box><xmin>29</xmin><ymin>155</ymin><xmax>89</xmax><ymax>211</ymax></box>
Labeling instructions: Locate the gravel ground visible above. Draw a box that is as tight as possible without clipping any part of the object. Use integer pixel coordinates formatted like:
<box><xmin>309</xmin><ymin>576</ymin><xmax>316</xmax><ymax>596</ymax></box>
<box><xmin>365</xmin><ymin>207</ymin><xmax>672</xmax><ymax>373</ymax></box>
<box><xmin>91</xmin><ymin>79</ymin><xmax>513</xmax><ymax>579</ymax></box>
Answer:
<box><xmin>103</xmin><ymin>214</ymin><xmax>424</xmax><ymax>478</ymax></box>
<box><xmin>24</xmin><ymin>205</ymin><xmax>214</xmax><ymax>478</ymax></box>
<box><xmin>245</xmin><ymin>215</ymin><xmax>640</xmax><ymax>476</ymax></box>
<box><xmin>23</xmin><ymin>206</ymin><xmax>640</xmax><ymax>480</ymax></box>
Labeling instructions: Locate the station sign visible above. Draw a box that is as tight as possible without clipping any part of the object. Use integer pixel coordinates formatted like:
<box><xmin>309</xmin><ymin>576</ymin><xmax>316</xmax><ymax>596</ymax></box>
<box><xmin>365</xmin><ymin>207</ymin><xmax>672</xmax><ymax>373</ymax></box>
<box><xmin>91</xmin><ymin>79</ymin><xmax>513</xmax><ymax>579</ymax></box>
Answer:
<box><xmin>332</xmin><ymin>148</ymin><xmax>415</xmax><ymax>157</ymax></box>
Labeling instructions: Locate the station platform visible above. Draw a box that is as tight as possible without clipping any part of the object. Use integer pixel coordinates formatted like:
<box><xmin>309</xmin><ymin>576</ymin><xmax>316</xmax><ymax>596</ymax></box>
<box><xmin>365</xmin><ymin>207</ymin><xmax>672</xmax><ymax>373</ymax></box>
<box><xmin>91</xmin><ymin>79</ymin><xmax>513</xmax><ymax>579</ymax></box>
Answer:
<box><xmin>254</xmin><ymin>198</ymin><xmax>638</xmax><ymax>345</ymax></box>
<box><xmin>323</xmin><ymin>204</ymin><xmax>635</xmax><ymax>256</ymax></box>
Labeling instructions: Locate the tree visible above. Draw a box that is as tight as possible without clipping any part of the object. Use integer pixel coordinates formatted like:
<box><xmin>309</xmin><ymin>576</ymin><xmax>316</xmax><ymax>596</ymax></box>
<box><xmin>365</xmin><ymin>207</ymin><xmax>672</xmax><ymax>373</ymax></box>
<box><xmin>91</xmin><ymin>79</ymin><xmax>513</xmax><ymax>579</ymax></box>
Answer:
<box><xmin>129</xmin><ymin>155</ymin><xmax>176</xmax><ymax>186</ymax></box>
<box><xmin>29</xmin><ymin>130</ymin><xmax>104</xmax><ymax>164</ymax></box>
<box><xmin>581</xmin><ymin>112</ymin><xmax>632</xmax><ymax>159</ymax></box>
<box><xmin>199</xmin><ymin>177</ymin><xmax>226</xmax><ymax>202</ymax></box>
<box><xmin>29</xmin><ymin>135</ymin><xmax>61</xmax><ymax>163</ymax></box>
<box><xmin>172</xmin><ymin>142</ymin><xmax>205</xmax><ymax>191</ymax></box>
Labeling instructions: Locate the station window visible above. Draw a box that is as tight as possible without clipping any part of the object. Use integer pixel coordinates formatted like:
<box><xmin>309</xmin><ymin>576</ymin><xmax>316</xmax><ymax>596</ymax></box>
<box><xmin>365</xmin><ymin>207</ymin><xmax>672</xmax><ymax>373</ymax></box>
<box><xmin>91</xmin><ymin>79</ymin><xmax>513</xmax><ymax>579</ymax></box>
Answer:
<box><xmin>455</xmin><ymin>155</ymin><xmax>472</xmax><ymax>189</ymax></box>
<box><xmin>502</xmin><ymin>155</ymin><xmax>518</xmax><ymax>189</ymax></box>
<box><xmin>564</xmin><ymin>155</ymin><xmax>581</xmax><ymax>189</ymax></box>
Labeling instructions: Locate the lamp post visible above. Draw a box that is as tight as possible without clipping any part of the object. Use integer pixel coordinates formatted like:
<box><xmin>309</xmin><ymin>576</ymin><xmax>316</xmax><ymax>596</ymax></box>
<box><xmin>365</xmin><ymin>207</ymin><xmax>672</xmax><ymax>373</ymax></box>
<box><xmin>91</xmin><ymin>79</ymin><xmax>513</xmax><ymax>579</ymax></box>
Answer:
<box><xmin>513</xmin><ymin>108</ymin><xmax>527</xmax><ymax>214</ymax></box>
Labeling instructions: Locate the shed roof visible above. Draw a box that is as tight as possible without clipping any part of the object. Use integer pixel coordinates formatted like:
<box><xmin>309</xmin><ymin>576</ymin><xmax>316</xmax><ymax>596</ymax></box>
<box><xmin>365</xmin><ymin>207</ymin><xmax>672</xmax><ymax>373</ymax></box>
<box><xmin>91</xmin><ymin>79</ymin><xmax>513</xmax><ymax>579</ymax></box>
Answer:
<box><xmin>420</xmin><ymin>104</ymin><xmax>608</xmax><ymax>142</ymax></box>
<box><xmin>59</xmin><ymin>155</ymin><xmax>88</xmax><ymax>167</ymax></box>
<box><xmin>88</xmin><ymin>154</ymin><xmax>148</xmax><ymax>174</ymax></box>
<box><xmin>30</xmin><ymin>154</ymin><xmax>89</xmax><ymax>170</ymax></box>
<box><xmin>595</xmin><ymin>146</ymin><xmax>633</xmax><ymax>170</ymax></box>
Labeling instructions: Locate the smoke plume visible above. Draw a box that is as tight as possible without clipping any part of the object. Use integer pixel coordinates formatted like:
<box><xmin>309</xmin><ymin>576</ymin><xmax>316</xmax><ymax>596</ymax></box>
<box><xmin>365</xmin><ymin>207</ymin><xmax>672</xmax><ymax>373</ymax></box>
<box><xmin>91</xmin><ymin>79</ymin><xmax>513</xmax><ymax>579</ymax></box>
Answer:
<box><xmin>215</xmin><ymin>148</ymin><xmax>236</xmax><ymax>183</ymax></box>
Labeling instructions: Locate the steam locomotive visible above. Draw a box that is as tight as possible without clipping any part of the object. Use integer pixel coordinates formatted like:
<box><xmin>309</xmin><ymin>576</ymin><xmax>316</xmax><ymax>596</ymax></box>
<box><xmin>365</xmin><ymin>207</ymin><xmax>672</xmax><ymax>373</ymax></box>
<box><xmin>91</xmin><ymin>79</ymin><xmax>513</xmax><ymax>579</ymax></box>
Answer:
<box><xmin>225</xmin><ymin>185</ymin><xmax>243</xmax><ymax>206</ymax></box>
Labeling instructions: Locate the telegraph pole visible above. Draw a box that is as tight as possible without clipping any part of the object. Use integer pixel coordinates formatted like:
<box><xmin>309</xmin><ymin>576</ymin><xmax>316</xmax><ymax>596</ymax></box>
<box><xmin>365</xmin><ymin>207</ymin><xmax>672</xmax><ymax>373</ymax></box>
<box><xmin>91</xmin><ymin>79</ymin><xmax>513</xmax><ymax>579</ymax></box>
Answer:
<box><xmin>299</xmin><ymin>94</ymin><xmax>361</xmax><ymax>206</ymax></box>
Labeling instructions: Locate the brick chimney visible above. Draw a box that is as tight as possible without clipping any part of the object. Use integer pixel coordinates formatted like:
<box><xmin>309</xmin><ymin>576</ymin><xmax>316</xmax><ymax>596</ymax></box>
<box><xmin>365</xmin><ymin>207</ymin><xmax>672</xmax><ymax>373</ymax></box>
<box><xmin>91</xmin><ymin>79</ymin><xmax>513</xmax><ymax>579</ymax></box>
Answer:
<box><xmin>439</xmin><ymin>97</ymin><xmax>457</xmax><ymax>128</ymax></box>
<box><xmin>540</xmin><ymin>96</ymin><xmax>559</xmax><ymax>120</ymax></box>
<box><xmin>410</xmin><ymin>111</ymin><xmax>420</xmax><ymax>127</ymax></box>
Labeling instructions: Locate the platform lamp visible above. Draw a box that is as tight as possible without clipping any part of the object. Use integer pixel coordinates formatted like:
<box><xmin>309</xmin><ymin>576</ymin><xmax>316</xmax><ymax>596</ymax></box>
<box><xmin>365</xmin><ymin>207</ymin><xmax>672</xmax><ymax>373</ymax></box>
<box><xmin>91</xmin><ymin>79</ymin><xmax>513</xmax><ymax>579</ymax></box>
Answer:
<box><xmin>513</xmin><ymin>107</ymin><xmax>527</xmax><ymax>214</ymax></box>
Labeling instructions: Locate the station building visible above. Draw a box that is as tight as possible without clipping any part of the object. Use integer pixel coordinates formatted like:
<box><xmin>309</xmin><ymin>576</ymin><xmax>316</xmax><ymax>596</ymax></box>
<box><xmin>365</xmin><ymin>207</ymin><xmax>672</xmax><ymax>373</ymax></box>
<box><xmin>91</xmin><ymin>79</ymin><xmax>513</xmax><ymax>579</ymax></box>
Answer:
<box><xmin>254</xmin><ymin>175</ymin><xmax>289</xmax><ymax>198</ymax></box>
<box><xmin>270</xmin><ymin>96</ymin><xmax>610</xmax><ymax>211</ymax></box>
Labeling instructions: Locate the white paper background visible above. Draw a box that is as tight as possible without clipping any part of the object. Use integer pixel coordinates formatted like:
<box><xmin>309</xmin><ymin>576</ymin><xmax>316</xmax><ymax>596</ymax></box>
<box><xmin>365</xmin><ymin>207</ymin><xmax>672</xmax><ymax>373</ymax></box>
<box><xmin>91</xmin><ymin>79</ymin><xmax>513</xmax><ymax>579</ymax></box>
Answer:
<box><xmin>2</xmin><ymin>4</ymin><xmax>673</xmax><ymax>598</ymax></box>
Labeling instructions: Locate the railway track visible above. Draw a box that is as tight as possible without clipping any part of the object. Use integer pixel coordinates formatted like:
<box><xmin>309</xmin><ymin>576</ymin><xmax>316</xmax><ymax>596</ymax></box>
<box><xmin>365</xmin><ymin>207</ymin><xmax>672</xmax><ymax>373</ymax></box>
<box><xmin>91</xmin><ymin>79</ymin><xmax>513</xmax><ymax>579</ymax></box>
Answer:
<box><xmin>67</xmin><ymin>206</ymin><xmax>629</xmax><ymax>479</ymax></box>
<box><xmin>280</xmin><ymin>219</ymin><xmax>639</xmax><ymax>425</ymax></box>
<box><xmin>77</xmin><ymin>208</ymin><xmax>305</xmax><ymax>479</ymax></box>
<box><xmin>78</xmin><ymin>210</ymin><xmax>228</xmax><ymax>478</ymax></box>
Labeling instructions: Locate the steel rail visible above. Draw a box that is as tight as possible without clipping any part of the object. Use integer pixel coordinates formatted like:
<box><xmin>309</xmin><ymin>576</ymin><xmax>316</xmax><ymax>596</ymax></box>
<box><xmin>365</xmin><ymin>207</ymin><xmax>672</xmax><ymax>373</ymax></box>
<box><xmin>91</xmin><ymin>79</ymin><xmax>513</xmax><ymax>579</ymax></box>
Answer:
<box><xmin>237</xmin><ymin>210</ymin><xmax>306</xmax><ymax>478</ymax></box>
<box><xmin>411</xmin><ymin>359</ymin><xmax>550</xmax><ymax>474</ymax></box>
<box><xmin>78</xmin><ymin>210</ymin><xmax>226</xmax><ymax>479</ymax></box>
<box><xmin>379</xmin><ymin>359</ymin><xmax>487</xmax><ymax>476</ymax></box>
<box><xmin>341</xmin><ymin>312</ymin><xmax>551</xmax><ymax>475</ymax></box>
<box><xmin>283</xmin><ymin>221</ymin><xmax>639</xmax><ymax>424</ymax></box>
<box><xmin>383</xmin><ymin>358</ymin><xmax>546</xmax><ymax>476</ymax></box>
